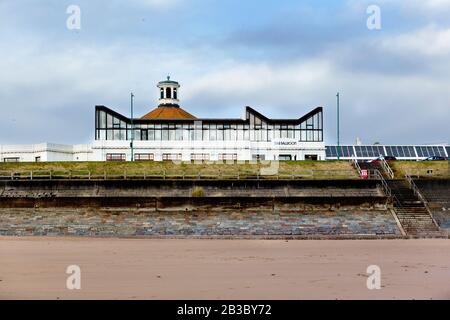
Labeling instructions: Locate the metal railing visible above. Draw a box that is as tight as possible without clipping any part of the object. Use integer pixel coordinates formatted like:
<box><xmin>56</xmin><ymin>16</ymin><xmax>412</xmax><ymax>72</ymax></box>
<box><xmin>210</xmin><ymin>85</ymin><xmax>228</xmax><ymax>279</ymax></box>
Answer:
<box><xmin>0</xmin><ymin>169</ymin><xmax>359</xmax><ymax>181</ymax></box>
<box><xmin>405</xmin><ymin>174</ymin><xmax>440</xmax><ymax>229</ymax></box>
<box><xmin>373</xmin><ymin>169</ymin><xmax>392</xmax><ymax>197</ymax></box>
<box><xmin>352</xmin><ymin>159</ymin><xmax>362</xmax><ymax>177</ymax></box>
<box><xmin>381</xmin><ymin>158</ymin><xmax>395</xmax><ymax>179</ymax></box>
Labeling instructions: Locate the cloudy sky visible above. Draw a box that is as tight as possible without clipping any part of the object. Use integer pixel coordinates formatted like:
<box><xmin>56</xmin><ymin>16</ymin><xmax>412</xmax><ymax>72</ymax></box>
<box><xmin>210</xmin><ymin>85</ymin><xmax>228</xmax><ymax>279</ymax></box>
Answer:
<box><xmin>1</xmin><ymin>0</ymin><xmax>449</xmax><ymax>145</ymax></box>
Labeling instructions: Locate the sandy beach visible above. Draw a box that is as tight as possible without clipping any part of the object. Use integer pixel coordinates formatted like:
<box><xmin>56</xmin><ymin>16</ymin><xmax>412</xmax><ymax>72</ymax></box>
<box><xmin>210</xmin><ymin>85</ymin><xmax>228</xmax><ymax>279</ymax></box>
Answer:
<box><xmin>0</xmin><ymin>237</ymin><xmax>449</xmax><ymax>300</ymax></box>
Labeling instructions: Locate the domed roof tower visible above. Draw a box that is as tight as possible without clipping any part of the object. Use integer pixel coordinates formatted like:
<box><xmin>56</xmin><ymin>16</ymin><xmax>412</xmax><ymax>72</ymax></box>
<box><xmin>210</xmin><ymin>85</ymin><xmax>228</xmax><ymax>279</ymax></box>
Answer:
<box><xmin>141</xmin><ymin>76</ymin><xmax>197</xmax><ymax>120</ymax></box>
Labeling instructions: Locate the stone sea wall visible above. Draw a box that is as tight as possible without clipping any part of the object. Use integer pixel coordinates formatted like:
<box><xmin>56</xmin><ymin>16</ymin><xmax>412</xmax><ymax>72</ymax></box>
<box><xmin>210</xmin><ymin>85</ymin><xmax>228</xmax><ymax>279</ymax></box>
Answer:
<box><xmin>0</xmin><ymin>208</ymin><xmax>401</xmax><ymax>238</ymax></box>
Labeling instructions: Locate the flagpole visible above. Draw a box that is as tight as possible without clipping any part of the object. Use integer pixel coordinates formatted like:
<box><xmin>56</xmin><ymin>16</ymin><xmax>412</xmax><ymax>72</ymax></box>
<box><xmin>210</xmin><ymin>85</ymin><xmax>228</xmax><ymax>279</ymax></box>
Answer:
<box><xmin>130</xmin><ymin>92</ymin><xmax>134</xmax><ymax>162</ymax></box>
<box><xmin>336</xmin><ymin>92</ymin><xmax>340</xmax><ymax>160</ymax></box>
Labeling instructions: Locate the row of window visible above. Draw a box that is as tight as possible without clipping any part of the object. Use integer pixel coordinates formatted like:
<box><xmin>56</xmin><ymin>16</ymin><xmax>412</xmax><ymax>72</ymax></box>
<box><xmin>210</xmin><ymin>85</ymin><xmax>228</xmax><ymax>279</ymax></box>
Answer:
<box><xmin>161</xmin><ymin>87</ymin><xmax>177</xmax><ymax>100</ymax></box>
<box><xmin>105</xmin><ymin>153</ymin><xmax>237</xmax><ymax>162</ymax></box>
<box><xmin>97</xmin><ymin>111</ymin><xmax>322</xmax><ymax>131</ymax></box>
<box><xmin>95</xmin><ymin>110</ymin><xmax>323</xmax><ymax>143</ymax></box>
<box><xmin>325</xmin><ymin>145</ymin><xmax>449</xmax><ymax>158</ymax></box>
<box><xmin>96</xmin><ymin>128</ymin><xmax>323</xmax><ymax>142</ymax></box>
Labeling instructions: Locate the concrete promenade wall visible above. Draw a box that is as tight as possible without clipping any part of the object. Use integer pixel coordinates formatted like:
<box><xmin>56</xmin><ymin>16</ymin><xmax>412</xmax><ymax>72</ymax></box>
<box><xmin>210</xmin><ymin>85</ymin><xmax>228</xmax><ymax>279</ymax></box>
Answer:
<box><xmin>0</xmin><ymin>179</ymin><xmax>399</xmax><ymax>238</ymax></box>
<box><xmin>0</xmin><ymin>179</ymin><xmax>384</xmax><ymax>198</ymax></box>
<box><xmin>415</xmin><ymin>179</ymin><xmax>450</xmax><ymax>231</ymax></box>
<box><xmin>0</xmin><ymin>179</ymin><xmax>387</xmax><ymax>209</ymax></box>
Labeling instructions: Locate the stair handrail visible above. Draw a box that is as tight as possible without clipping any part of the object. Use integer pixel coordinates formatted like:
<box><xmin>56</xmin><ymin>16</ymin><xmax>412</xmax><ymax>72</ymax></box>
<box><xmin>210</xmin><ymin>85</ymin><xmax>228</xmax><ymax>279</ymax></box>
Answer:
<box><xmin>405</xmin><ymin>174</ymin><xmax>440</xmax><ymax>230</ymax></box>
<box><xmin>353</xmin><ymin>159</ymin><xmax>362</xmax><ymax>177</ymax></box>
<box><xmin>374</xmin><ymin>169</ymin><xmax>406</xmax><ymax>211</ymax></box>
<box><xmin>374</xmin><ymin>169</ymin><xmax>391</xmax><ymax>197</ymax></box>
<box><xmin>381</xmin><ymin>158</ymin><xmax>395</xmax><ymax>179</ymax></box>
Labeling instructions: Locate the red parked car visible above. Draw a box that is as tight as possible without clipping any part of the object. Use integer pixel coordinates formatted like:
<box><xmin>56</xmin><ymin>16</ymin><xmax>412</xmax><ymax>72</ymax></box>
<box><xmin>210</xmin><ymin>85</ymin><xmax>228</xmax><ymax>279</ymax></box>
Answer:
<box><xmin>366</xmin><ymin>156</ymin><xmax>397</xmax><ymax>164</ymax></box>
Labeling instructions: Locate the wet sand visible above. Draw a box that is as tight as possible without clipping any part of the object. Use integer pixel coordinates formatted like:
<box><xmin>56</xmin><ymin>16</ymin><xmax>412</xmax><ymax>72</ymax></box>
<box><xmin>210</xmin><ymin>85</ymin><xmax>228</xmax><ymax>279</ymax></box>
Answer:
<box><xmin>0</xmin><ymin>237</ymin><xmax>449</xmax><ymax>300</ymax></box>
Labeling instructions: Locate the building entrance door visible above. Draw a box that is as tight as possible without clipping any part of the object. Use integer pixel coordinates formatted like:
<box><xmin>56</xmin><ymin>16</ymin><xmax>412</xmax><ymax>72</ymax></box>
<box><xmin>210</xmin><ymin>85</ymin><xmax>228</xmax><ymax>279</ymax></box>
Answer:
<box><xmin>279</xmin><ymin>155</ymin><xmax>292</xmax><ymax>161</ymax></box>
<box><xmin>305</xmin><ymin>154</ymin><xmax>318</xmax><ymax>161</ymax></box>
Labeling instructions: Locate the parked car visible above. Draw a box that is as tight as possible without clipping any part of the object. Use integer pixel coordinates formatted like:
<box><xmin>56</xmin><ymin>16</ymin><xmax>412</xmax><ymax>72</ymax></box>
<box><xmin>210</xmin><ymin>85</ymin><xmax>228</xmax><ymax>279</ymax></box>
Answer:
<box><xmin>422</xmin><ymin>156</ymin><xmax>447</xmax><ymax>161</ymax></box>
<box><xmin>366</xmin><ymin>156</ymin><xmax>397</xmax><ymax>164</ymax></box>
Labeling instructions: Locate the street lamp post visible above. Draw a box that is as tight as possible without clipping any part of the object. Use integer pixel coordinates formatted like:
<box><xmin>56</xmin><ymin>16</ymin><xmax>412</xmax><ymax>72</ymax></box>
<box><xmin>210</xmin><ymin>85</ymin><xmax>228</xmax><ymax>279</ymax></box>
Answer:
<box><xmin>130</xmin><ymin>92</ymin><xmax>134</xmax><ymax>162</ymax></box>
<box><xmin>336</xmin><ymin>92</ymin><xmax>340</xmax><ymax>160</ymax></box>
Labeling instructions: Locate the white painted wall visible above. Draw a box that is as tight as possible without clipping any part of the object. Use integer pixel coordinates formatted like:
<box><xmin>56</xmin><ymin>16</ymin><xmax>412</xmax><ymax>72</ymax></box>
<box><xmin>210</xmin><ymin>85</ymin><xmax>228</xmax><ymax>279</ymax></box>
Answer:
<box><xmin>0</xmin><ymin>143</ymin><xmax>93</xmax><ymax>163</ymax></box>
<box><xmin>0</xmin><ymin>140</ymin><xmax>326</xmax><ymax>162</ymax></box>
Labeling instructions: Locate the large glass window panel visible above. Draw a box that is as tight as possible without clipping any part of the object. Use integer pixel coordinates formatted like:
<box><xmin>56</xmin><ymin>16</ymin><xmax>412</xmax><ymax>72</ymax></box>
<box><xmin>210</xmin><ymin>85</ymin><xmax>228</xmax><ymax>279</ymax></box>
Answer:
<box><xmin>162</xmin><ymin>128</ymin><xmax>169</xmax><ymax>140</ymax></box>
<box><xmin>175</xmin><ymin>126</ymin><xmax>183</xmax><ymax>140</ymax></box>
<box><xmin>261</xmin><ymin>129</ymin><xmax>267</xmax><ymax>141</ymax></box>
<box><xmin>155</xmin><ymin>128</ymin><xmax>161</xmax><ymax>140</ymax></box>
<box><xmin>287</xmin><ymin>128</ymin><xmax>294</xmax><ymax>139</ymax></box>
<box><xmin>313</xmin><ymin>130</ymin><xmax>318</xmax><ymax>142</ymax></box>
<box><xmin>106</xmin><ymin>129</ymin><xmax>112</xmax><ymax>140</ymax></box>
<box><xmin>100</xmin><ymin>111</ymin><xmax>106</xmax><ymax>129</ymax></box>
<box><xmin>243</xmin><ymin>128</ymin><xmax>249</xmax><ymax>140</ymax></box>
<box><xmin>194</xmin><ymin>127</ymin><xmax>202</xmax><ymax>141</ymax></box>
<box><xmin>112</xmin><ymin>116</ymin><xmax>120</xmax><ymax>129</ymax></box>
<box><xmin>169</xmin><ymin>126</ymin><xmax>175</xmax><ymax>141</ymax></box>
<box><xmin>210</xmin><ymin>126</ymin><xmax>216</xmax><ymax>141</ymax></box>
<box><xmin>141</xmin><ymin>130</ymin><xmax>147</xmax><ymax>141</ymax></box>
<box><xmin>230</xmin><ymin>128</ymin><xmax>236</xmax><ymax>141</ymax></box>
<box><xmin>217</xmin><ymin>125</ymin><xmax>224</xmax><ymax>140</ymax></box>
<box><xmin>236</xmin><ymin>125</ymin><xmax>243</xmax><ymax>140</ymax></box>
<box><xmin>106</xmin><ymin>114</ymin><xmax>113</xmax><ymax>128</ymax></box>
<box><xmin>148</xmin><ymin>129</ymin><xmax>154</xmax><ymax>141</ymax></box>
<box><xmin>223</xmin><ymin>125</ymin><xmax>230</xmax><ymax>141</ymax></box>
<box><xmin>300</xmin><ymin>131</ymin><xmax>306</xmax><ymax>141</ymax></box>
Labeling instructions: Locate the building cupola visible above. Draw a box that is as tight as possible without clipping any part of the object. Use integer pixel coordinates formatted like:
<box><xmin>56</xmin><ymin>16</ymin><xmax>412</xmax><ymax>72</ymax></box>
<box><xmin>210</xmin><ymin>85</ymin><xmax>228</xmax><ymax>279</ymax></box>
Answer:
<box><xmin>157</xmin><ymin>76</ymin><xmax>180</xmax><ymax>107</ymax></box>
<box><xmin>140</xmin><ymin>77</ymin><xmax>197</xmax><ymax>120</ymax></box>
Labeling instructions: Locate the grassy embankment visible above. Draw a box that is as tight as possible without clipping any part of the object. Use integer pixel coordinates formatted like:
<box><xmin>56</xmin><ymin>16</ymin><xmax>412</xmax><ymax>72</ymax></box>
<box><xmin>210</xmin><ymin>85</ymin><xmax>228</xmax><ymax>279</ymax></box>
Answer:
<box><xmin>1</xmin><ymin>161</ymin><xmax>448</xmax><ymax>179</ymax></box>
<box><xmin>0</xmin><ymin>161</ymin><xmax>359</xmax><ymax>180</ymax></box>
<box><xmin>391</xmin><ymin>161</ymin><xmax>449</xmax><ymax>178</ymax></box>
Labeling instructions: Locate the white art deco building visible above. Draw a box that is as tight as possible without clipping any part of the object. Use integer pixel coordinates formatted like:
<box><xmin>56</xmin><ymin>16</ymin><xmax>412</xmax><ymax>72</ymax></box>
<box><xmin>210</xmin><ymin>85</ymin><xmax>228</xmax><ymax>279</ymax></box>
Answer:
<box><xmin>2</xmin><ymin>77</ymin><xmax>446</xmax><ymax>163</ymax></box>
<box><xmin>93</xmin><ymin>78</ymin><xmax>326</xmax><ymax>162</ymax></box>
<box><xmin>0</xmin><ymin>78</ymin><xmax>325</xmax><ymax>162</ymax></box>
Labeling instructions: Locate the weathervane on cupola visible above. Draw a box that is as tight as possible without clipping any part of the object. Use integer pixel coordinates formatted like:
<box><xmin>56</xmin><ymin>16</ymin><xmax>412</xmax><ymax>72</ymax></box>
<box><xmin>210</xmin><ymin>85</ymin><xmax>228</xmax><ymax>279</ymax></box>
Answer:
<box><xmin>157</xmin><ymin>75</ymin><xmax>180</xmax><ymax>107</ymax></box>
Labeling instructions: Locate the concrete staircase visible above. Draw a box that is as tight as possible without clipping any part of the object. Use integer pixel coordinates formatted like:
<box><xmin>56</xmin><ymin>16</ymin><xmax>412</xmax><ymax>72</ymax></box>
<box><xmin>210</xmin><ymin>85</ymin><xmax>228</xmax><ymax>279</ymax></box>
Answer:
<box><xmin>357</xmin><ymin>161</ymin><xmax>390</xmax><ymax>179</ymax></box>
<box><xmin>387</xmin><ymin>180</ymin><xmax>442</xmax><ymax>236</ymax></box>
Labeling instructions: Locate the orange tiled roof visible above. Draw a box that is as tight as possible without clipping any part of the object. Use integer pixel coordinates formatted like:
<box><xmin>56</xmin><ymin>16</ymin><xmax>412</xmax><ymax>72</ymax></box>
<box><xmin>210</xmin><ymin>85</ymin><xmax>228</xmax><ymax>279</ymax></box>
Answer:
<box><xmin>141</xmin><ymin>106</ymin><xmax>197</xmax><ymax>120</ymax></box>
